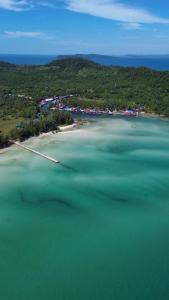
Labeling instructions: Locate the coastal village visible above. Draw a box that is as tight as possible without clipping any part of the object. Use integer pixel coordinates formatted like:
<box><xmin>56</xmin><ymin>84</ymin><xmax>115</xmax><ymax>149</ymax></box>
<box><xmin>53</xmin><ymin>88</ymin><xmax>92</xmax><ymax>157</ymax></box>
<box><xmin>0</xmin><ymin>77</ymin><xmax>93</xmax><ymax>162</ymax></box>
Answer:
<box><xmin>12</xmin><ymin>94</ymin><xmax>144</xmax><ymax>133</ymax></box>
<box><xmin>39</xmin><ymin>94</ymin><xmax>142</xmax><ymax>117</ymax></box>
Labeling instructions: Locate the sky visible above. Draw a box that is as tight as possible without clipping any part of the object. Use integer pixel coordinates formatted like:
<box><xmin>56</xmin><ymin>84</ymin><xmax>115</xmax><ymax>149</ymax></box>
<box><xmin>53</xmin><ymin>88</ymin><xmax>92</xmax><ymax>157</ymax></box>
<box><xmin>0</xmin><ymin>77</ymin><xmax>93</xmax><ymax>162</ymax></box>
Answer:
<box><xmin>0</xmin><ymin>0</ymin><xmax>169</xmax><ymax>55</ymax></box>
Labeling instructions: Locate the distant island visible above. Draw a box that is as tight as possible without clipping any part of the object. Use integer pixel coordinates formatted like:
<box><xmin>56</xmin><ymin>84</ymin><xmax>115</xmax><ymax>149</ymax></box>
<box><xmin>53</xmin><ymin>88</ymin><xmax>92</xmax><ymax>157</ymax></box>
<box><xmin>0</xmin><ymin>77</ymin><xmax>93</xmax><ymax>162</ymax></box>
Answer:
<box><xmin>1</xmin><ymin>53</ymin><xmax>169</xmax><ymax>70</ymax></box>
<box><xmin>57</xmin><ymin>53</ymin><xmax>169</xmax><ymax>69</ymax></box>
<box><xmin>0</xmin><ymin>57</ymin><xmax>169</xmax><ymax>148</ymax></box>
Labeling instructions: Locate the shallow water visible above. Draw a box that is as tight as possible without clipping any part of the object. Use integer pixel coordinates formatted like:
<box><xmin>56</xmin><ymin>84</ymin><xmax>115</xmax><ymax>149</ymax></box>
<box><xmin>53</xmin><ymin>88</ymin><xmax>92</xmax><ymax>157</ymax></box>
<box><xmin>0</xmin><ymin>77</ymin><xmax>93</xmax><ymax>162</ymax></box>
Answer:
<box><xmin>0</xmin><ymin>117</ymin><xmax>169</xmax><ymax>300</ymax></box>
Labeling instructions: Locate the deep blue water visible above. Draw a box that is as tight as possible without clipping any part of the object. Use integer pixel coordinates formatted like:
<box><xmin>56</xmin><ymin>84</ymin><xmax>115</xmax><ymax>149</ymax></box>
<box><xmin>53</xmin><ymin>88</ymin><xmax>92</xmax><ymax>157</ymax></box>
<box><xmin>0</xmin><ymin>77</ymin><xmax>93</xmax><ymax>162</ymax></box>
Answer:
<box><xmin>0</xmin><ymin>54</ymin><xmax>57</xmax><ymax>65</ymax></box>
<box><xmin>1</xmin><ymin>54</ymin><xmax>169</xmax><ymax>70</ymax></box>
<box><xmin>96</xmin><ymin>56</ymin><xmax>169</xmax><ymax>71</ymax></box>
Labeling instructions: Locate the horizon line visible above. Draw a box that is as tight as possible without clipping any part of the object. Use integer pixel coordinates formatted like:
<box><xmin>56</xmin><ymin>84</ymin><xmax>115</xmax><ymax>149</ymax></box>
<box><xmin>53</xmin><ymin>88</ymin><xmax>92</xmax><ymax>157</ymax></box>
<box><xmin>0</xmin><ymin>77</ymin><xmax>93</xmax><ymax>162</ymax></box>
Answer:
<box><xmin>1</xmin><ymin>53</ymin><xmax>169</xmax><ymax>57</ymax></box>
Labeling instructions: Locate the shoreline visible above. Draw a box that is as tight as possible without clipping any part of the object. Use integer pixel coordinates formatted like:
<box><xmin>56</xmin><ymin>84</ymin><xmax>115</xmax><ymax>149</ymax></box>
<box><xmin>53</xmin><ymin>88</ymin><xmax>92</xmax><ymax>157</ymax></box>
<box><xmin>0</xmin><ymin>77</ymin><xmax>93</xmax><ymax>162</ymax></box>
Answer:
<box><xmin>0</xmin><ymin>123</ymin><xmax>78</xmax><ymax>154</ymax></box>
<box><xmin>58</xmin><ymin>123</ymin><xmax>77</xmax><ymax>131</ymax></box>
<box><xmin>142</xmin><ymin>112</ymin><xmax>169</xmax><ymax>121</ymax></box>
<box><xmin>1</xmin><ymin>113</ymin><xmax>169</xmax><ymax>153</ymax></box>
<box><xmin>37</xmin><ymin>123</ymin><xmax>77</xmax><ymax>138</ymax></box>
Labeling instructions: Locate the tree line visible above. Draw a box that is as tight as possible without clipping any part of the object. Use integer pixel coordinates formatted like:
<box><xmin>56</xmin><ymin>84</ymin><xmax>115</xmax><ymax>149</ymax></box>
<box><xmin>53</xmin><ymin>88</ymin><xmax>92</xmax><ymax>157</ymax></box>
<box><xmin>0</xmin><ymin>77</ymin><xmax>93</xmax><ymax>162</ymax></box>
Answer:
<box><xmin>0</xmin><ymin>111</ymin><xmax>73</xmax><ymax>148</ymax></box>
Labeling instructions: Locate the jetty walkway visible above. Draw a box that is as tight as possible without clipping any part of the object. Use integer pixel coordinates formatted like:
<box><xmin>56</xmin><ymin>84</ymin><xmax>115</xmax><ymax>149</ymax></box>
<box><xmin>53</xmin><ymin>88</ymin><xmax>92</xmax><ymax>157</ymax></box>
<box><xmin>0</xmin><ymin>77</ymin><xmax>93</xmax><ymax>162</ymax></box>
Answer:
<box><xmin>14</xmin><ymin>142</ymin><xmax>60</xmax><ymax>164</ymax></box>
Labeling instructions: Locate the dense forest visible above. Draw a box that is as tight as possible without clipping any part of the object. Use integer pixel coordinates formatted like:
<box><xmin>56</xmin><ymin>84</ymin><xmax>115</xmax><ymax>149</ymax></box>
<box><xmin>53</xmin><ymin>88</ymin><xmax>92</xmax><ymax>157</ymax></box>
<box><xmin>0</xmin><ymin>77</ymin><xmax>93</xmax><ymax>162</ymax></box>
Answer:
<box><xmin>0</xmin><ymin>57</ymin><xmax>169</xmax><ymax>148</ymax></box>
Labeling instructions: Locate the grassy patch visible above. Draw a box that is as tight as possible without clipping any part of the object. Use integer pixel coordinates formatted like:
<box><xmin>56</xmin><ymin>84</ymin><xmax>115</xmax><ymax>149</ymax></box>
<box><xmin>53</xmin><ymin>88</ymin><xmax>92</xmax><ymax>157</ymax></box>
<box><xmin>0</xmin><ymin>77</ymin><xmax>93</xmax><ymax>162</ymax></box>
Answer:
<box><xmin>0</xmin><ymin>117</ymin><xmax>24</xmax><ymax>135</ymax></box>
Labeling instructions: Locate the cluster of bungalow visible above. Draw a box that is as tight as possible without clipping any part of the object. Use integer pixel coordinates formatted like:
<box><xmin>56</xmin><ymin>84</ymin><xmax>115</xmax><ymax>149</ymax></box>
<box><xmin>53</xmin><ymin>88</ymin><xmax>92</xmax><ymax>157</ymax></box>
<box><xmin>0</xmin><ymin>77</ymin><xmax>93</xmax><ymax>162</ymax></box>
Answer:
<box><xmin>52</xmin><ymin>104</ymin><xmax>139</xmax><ymax>117</ymax></box>
<box><xmin>40</xmin><ymin>94</ymin><xmax>74</xmax><ymax>107</ymax></box>
<box><xmin>39</xmin><ymin>95</ymin><xmax>141</xmax><ymax>117</ymax></box>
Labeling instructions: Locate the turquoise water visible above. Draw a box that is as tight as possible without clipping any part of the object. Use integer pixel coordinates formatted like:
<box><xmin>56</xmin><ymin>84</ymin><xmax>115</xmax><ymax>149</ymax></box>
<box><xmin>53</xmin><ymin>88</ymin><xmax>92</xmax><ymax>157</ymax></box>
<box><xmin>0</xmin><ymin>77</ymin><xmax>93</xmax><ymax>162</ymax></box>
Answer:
<box><xmin>0</xmin><ymin>117</ymin><xmax>169</xmax><ymax>300</ymax></box>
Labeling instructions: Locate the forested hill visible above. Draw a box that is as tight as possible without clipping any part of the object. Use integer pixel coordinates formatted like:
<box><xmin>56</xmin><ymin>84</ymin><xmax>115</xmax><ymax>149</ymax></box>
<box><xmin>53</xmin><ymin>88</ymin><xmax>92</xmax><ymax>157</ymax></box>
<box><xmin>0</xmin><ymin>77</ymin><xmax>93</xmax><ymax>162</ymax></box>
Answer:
<box><xmin>0</xmin><ymin>61</ymin><xmax>16</xmax><ymax>68</ymax></box>
<box><xmin>1</xmin><ymin>57</ymin><xmax>169</xmax><ymax>147</ymax></box>
<box><xmin>48</xmin><ymin>57</ymin><xmax>100</xmax><ymax>70</ymax></box>
<box><xmin>0</xmin><ymin>57</ymin><xmax>169</xmax><ymax>120</ymax></box>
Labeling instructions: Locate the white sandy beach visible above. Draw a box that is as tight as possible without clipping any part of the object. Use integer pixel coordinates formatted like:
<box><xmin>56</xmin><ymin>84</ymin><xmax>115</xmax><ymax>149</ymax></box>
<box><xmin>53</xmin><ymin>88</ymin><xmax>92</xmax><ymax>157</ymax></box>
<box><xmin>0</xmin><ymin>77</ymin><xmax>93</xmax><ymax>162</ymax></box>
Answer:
<box><xmin>0</xmin><ymin>122</ymin><xmax>79</xmax><ymax>156</ymax></box>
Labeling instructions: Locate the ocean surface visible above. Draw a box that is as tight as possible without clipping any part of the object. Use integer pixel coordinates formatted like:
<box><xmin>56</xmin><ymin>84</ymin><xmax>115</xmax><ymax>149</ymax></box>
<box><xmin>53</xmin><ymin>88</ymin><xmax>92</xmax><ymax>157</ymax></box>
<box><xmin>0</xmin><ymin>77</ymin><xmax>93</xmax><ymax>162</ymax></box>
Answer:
<box><xmin>0</xmin><ymin>54</ymin><xmax>57</xmax><ymax>65</ymax></box>
<box><xmin>1</xmin><ymin>54</ymin><xmax>169</xmax><ymax>70</ymax></box>
<box><xmin>1</xmin><ymin>116</ymin><xmax>169</xmax><ymax>300</ymax></box>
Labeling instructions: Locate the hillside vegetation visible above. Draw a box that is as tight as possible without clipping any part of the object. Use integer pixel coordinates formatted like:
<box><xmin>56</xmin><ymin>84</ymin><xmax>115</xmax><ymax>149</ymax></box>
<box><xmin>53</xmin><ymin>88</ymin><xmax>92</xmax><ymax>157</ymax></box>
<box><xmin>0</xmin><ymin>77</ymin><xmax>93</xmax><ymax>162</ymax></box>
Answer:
<box><xmin>0</xmin><ymin>57</ymin><xmax>169</xmax><ymax>147</ymax></box>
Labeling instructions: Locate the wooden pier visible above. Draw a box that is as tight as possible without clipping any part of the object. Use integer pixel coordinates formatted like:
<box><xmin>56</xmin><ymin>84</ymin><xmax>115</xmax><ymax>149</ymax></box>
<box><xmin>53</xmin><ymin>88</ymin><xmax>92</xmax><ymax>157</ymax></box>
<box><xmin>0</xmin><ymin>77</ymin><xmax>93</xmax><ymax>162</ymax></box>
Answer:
<box><xmin>14</xmin><ymin>142</ymin><xmax>60</xmax><ymax>164</ymax></box>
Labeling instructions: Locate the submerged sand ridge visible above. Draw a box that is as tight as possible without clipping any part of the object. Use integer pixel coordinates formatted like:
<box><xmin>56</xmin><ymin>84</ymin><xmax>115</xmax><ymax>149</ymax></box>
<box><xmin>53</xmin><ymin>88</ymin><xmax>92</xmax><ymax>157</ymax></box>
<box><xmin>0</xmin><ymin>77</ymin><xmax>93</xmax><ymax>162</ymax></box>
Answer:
<box><xmin>1</xmin><ymin>116</ymin><xmax>169</xmax><ymax>300</ymax></box>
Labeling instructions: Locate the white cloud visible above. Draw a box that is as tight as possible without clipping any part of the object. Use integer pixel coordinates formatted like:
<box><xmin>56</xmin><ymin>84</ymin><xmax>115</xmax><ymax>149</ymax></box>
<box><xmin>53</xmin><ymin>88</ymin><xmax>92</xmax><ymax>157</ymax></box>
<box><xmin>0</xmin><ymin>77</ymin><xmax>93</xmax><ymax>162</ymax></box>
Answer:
<box><xmin>122</xmin><ymin>22</ymin><xmax>142</xmax><ymax>30</ymax></box>
<box><xmin>1</xmin><ymin>0</ymin><xmax>169</xmax><ymax>29</ymax></box>
<box><xmin>37</xmin><ymin>1</ymin><xmax>55</xmax><ymax>8</ymax></box>
<box><xmin>4</xmin><ymin>31</ymin><xmax>49</xmax><ymax>38</ymax></box>
<box><xmin>0</xmin><ymin>0</ymin><xmax>32</xmax><ymax>11</ymax></box>
<box><xmin>66</xmin><ymin>0</ymin><xmax>169</xmax><ymax>25</ymax></box>
<box><xmin>0</xmin><ymin>0</ymin><xmax>62</xmax><ymax>11</ymax></box>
